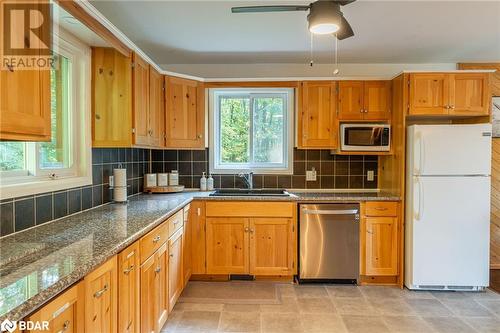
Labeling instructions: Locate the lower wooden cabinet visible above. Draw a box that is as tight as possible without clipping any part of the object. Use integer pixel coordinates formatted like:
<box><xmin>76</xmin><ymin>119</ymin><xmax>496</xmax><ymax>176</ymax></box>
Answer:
<box><xmin>168</xmin><ymin>228</ymin><xmax>184</xmax><ymax>311</ymax></box>
<box><xmin>190</xmin><ymin>201</ymin><xmax>206</xmax><ymax>275</ymax></box>
<box><xmin>156</xmin><ymin>243</ymin><xmax>169</xmax><ymax>331</ymax></box>
<box><xmin>118</xmin><ymin>242</ymin><xmax>140</xmax><ymax>333</ymax></box>
<box><xmin>183</xmin><ymin>204</ymin><xmax>192</xmax><ymax>286</ymax></box>
<box><xmin>84</xmin><ymin>256</ymin><xmax>118</xmax><ymax>333</ymax></box>
<box><xmin>140</xmin><ymin>253</ymin><xmax>156</xmax><ymax>333</ymax></box>
<box><xmin>205</xmin><ymin>215</ymin><xmax>296</xmax><ymax>276</ymax></box>
<box><xmin>360</xmin><ymin>202</ymin><xmax>400</xmax><ymax>278</ymax></box>
<box><xmin>27</xmin><ymin>282</ymin><xmax>84</xmax><ymax>333</ymax></box>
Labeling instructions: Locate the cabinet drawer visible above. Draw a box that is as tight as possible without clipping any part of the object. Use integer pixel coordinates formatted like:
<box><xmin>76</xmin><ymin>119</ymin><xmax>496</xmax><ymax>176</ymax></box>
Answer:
<box><xmin>206</xmin><ymin>202</ymin><xmax>295</xmax><ymax>217</ymax></box>
<box><xmin>364</xmin><ymin>202</ymin><xmax>398</xmax><ymax>217</ymax></box>
<box><xmin>168</xmin><ymin>210</ymin><xmax>184</xmax><ymax>238</ymax></box>
<box><xmin>140</xmin><ymin>222</ymin><xmax>169</xmax><ymax>263</ymax></box>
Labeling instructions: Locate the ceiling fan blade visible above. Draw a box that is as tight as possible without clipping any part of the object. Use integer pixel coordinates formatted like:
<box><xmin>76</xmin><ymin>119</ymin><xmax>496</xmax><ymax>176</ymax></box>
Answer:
<box><xmin>231</xmin><ymin>5</ymin><xmax>310</xmax><ymax>13</ymax></box>
<box><xmin>337</xmin><ymin>16</ymin><xmax>354</xmax><ymax>40</ymax></box>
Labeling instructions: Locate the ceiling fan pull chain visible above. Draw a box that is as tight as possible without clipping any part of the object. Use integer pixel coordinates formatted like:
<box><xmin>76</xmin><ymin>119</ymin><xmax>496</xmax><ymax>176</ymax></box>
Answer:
<box><xmin>309</xmin><ymin>32</ymin><xmax>314</xmax><ymax>67</ymax></box>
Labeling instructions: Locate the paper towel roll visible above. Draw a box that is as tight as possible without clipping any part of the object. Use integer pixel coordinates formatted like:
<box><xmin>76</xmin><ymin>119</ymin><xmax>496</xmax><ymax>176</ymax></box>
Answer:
<box><xmin>113</xmin><ymin>187</ymin><xmax>127</xmax><ymax>203</ymax></box>
<box><xmin>113</xmin><ymin>168</ymin><xmax>127</xmax><ymax>187</ymax></box>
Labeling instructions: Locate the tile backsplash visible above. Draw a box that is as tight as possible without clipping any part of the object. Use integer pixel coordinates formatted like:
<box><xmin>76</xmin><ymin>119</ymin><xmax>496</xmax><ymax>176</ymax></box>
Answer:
<box><xmin>150</xmin><ymin>148</ymin><xmax>378</xmax><ymax>191</ymax></box>
<box><xmin>0</xmin><ymin>148</ymin><xmax>149</xmax><ymax>237</ymax></box>
<box><xmin>0</xmin><ymin>147</ymin><xmax>378</xmax><ymax>237</ymax></box>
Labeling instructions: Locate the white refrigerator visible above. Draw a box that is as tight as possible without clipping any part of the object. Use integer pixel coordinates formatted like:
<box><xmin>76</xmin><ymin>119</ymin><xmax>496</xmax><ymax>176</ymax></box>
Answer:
<box><xmin>405</xmin><ymin>124</ymin><xmax>492</xmax><ymax>291</ymax></box>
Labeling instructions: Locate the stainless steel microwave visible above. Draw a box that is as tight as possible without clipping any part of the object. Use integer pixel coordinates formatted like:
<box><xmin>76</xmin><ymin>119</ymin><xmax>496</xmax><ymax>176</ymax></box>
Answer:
<box><xmin>340</xmin><ymin>124</ymin><xmax>391</xmax><ymax>152</ymax></box>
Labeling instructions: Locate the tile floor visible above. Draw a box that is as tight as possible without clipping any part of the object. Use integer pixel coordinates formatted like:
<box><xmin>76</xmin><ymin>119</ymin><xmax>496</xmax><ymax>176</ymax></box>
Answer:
<box><xmin>162</xmin><ymin>283</ymin><xmax>500</xmax><ymax>333</ymax></box>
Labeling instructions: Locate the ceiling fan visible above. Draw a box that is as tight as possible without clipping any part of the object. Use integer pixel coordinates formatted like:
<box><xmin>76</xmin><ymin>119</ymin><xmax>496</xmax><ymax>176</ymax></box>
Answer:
<box><xmin>231</xmin><ymin>0</ymin><xmax>356</xmax><ymax>40</ymax></box>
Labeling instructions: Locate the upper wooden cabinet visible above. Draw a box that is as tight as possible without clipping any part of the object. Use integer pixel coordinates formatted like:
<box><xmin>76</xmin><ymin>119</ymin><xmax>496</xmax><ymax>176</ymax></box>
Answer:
<box><xmin>92</xmin><ymin>47</ymin><xmax>133</xmax><ymax>147</ymax></box>
<box><xmin>118</xmin><ymin>242</ymin><xmax>140</xmax><ymax>333</ymax></box>
<box><xmin>132</xmin><ymin>53</ymin><xmax>150</xmax><ymax>146</ymax></box>
<box><xmin>84</xmin><ymin>256</ymin><xmax>118</xmax><ymax>333</ymax></box>
<box><xmin>298</xmin><ymin>81</ymin><xmax>337</xmax><ymax>149</ymax></box>
<box><xmin>27</xmin><ymin>282</ymin><xmax>84</xmax><ymax>333</ymax></box>
<box><xmin>92</xmin><ymin>48</ymin><xmax>168</xmax><ymax>148</ymax></box>
<box><xmin>0</xmin><ymin>68</ymin><xmax>51</xmax><ymax>141</ymax></box>
<box><xmin>408</xmin><ymin>73</ymin><xmax>490</xmax><ymax>116</ymax></box>
<box><xmin>338</xmin><ymin>81</ymin><xmax>391</xmax><ymax>121</ymax></box>
<box><xmin>165</xmin><ymin>76</ymin><xmax>205</xmax><ymax>149</ymax></box>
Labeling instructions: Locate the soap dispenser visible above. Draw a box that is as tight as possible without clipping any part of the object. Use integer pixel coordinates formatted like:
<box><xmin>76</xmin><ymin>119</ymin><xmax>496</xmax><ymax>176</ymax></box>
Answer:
<box><xmin>207</xmin><ymin>173</ymin><xmax>214</xmax><ymax>191</ymax></box>
<box><xmin>200</xmin><ymin>172</ymin><xmax>207</xmax><ymax>191</ymax></box>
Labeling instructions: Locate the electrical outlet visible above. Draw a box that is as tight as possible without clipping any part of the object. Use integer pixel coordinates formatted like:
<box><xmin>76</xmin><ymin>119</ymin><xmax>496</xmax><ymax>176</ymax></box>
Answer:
<box><xmin>306</xmin><ymin>168</ymin><xmax>317</xmax><ymax>181</ymax></box>
<box><xmin>367</xmin><ymin>170</ymin><xmax>374</xmax><ymax>182</ymax></box>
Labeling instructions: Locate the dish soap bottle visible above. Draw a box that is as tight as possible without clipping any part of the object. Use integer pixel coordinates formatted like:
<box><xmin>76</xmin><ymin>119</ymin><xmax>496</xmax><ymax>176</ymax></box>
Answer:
<box><xmin>200</xmin><ymin>172</ymin><xmax>207</xmax><ymax>191</ymax></box>
<box><xmin>207</xmin><ymin>173</ymin><xmax>214</xmax><ymax>191</ymax></box>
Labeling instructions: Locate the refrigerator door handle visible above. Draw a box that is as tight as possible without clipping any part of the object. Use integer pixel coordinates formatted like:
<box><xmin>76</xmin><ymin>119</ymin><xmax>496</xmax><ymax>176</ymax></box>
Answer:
<box><xmin>414</xmin><ymin>178</ymin><xmax>422</xmax><ymax>221</ymax></box>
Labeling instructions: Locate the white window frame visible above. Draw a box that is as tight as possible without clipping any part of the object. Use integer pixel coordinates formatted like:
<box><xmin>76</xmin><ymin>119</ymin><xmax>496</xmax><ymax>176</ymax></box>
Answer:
<box><xmin>209</xmin><ymin>88</ymin><xmax>294</xmax><ymax>175</ymax></box>
<box><xmin>0</xmin><ymin>28</ymin><xmax>92</xmax><ymax>200</ymax></box>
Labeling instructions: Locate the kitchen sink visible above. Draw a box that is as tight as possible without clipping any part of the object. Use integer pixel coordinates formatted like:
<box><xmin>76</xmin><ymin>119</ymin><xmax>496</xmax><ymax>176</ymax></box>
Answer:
<box><xmin>209</xmin><ymin>189</ymin><xmax>291</xmax><ymax>197</ymax></box>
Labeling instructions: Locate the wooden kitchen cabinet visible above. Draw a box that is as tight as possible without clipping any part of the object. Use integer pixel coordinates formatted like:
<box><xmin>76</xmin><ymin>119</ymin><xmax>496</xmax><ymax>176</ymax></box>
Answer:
<box><xmin>183</xmin><ymin>204</ymin><xmax>192</xmax><ymax>286</ymax></box>
<box><xmin>408</xmin><ymin>73</ymin><xmax>490</xmax><ymax>116</ymax></box>
<box><xmin>165</xmin><ymin>76</ymin><xmax>205</xmax><ymax>149</ymax></box>
<box><xmin>118</xmin><ymin>242</ymin><xmax>140</xmax><ymax>333</ymax></box>
<box><xmin>338</xmin><ymin>81</ymin><xmax>391</xmax><ymax>121</ymax></box>
<box><xmin>190</xmin><ymin>201</ymin><xmax>206</xmax><ymax>274</ymax></box>
<box><xmin>27</xmin><ymin>282</ymin><xmax>85</xmax><ymax>333</ymax></box>
<box><xmin>84</xmin><ymin>256</ymin><xmax>118</xmax><ymax>333</ymax></box>
<box><xmin>132</xmin><ymin>53</ymin><xmax>150</xmax><ymax>146</ymax></box>
<box><xmin>156</xmin><ymin>242</ymin><xmax>169</xmax><ymax>331</ymax></box>
<box><xmin>168</xmin><ymin>228</ymin><xmax>184</xmax><ymax>311</ymax></box>
<box><xmin>298</xmin><ymin>81</ymin><xmax>337</xmax><ymax>148</ymax></box>
<box><xmin>0</xmin><ymin>68</ymin><xmax>51</xmax><ymax>141</ymax></box>
<box><xmin>149</xmin><ymin>66</ymin><xmax>165</xmax><ymax>147</ymax></box>
<box><xmin>206</xmin><ymin>217</ymin><xmax>249</xmax><ymax>274</ymax></box>
<box><xmin>360</xmin><ymin>202</ymin><xmax>399</xmax><ymax>277</ymax></box>
<box><xmin>92</xmin><ymin>47</ymin><xmax>133</xmax><ymax>147</ymax></box>
<box><xmin>249</xmin><ymin>218</ymin><xmax>296</xmax><ymax>275</ymax></box>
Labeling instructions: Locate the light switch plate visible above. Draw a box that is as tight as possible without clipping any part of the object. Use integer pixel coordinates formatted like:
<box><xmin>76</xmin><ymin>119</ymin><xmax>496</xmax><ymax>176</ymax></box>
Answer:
<box><xmin>306</xmin><ymin>169</ymin><xmax>317</xmax><ymax>181</ymax></box>
<box><xmin>367</xmin><ymin>170</ymin><xmax>374</xmax><ymax>181</ymax></box>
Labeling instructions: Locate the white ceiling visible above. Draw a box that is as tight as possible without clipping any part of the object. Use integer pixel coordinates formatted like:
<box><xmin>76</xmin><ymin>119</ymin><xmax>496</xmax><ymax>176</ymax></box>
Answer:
<box><xmin>89</xmin><ymin>0</ymin><xmax>500</xmax><ymax>68</ymax></box>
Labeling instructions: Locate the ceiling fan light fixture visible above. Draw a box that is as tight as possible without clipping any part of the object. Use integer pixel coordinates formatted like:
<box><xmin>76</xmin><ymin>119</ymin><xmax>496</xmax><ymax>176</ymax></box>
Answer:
<box><xmin>307</xmin><ymin>1</ymin><xmax>342</xmax><ymax>35</ymax></box>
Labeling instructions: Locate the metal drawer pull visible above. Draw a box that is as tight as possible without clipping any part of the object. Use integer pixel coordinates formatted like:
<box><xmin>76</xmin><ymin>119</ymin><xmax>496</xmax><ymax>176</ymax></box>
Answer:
<box><xmin>155</xmin><ymin>266</ymin><xmax>161</xmax><ymax>273</ymax></box>
<box><xmin>302</xmin><ymin>209</ymin><xmax>359</xmax><ymax>215</ymax></box>
<box><xmin>94</xmin><ymin>284</ymin><xmax>108</xmax><ymax>298</ymax></box>
<box><xmin>153</xmin><ymin>235</ymin><xmax>161</xmax><ymax>243</ymax></box>
<box><xmin>374</xmin><ymin>207</ymin><xmax>388</xmax><ymax>211</ymax></box>
<box><xmin>173</xmin><ymin>219</ymin><xmax>180</xmax><ymax>225</ymax></box>
<box><xmin>52</xmin><ymin>302</ymin><xmax>70</xmax><ymax>319</ymax></box>
<box><xmin>57</xmin><ymin>320</ymin><xmax>70</xmax><ymax>333</ymax></box>
<box><xmin>123</xmin><ymin>265</ymin><xmax>135</xmax><ymax>275</ymax></box>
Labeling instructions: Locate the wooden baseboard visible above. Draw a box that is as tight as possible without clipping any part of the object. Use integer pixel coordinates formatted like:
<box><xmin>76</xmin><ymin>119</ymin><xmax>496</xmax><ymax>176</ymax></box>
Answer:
<box><xmin>359</xmin><ymin>275</ymin><xmax>399</xmax><ymax>286</ymax></box>
<box><xmin>189</xmin><ymin>274</ymin><xmax>294</xmax><ymax>282</ymax></box>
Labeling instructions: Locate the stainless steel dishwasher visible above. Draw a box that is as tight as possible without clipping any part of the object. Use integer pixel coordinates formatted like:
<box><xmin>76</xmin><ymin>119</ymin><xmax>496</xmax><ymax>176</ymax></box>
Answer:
<box><xmin>298</xmin><ymin>203</ymin><xmax>360</xmax><ymax>283</ymax></box>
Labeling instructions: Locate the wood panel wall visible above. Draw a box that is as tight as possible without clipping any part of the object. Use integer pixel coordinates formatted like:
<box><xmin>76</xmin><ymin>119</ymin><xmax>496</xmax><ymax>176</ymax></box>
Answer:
<box><xmin>458</xmin><ymin>63</ymin><xmax>500</xmax><ymax>269</ymax></box>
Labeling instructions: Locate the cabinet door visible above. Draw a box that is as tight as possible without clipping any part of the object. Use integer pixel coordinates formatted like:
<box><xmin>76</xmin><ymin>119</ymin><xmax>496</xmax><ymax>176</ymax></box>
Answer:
<box><xmin>165</xmin><ymin>76</ymin><xmax>204</xmax><ymax>149</ymax></box>
<box><xmin>449</xmin><ymin>73</ymin><xmax>490</xmax><ymax>116</ymax></box>
<box><xmin>92</xmin><ymin>47</ymin><xmax>132</xmax><ymax>147</ymax></box>
<box><xmin>27</xmin><ymin>282</ymin><xmax>84</xmax><ymax>333</ymax></box>
<box><xmin>190</xmin><ymin>201</ymin><xmax>206</xmax><ymax>274</ymax></box>
<box><xmin>299</xmin><ymin>81</ymin><xmax>337</xmax><ymax>148</ymax></box>
<box><xmin>118</xmin><ymin>242</ymin><xmax>140</xmax><ymax>333</ymax></box>
<box><xmin>363</xmin><ymin>217</ymin><xmax>398</xmax><ymax>276</ymax></box>
<box><xmin>338</xmin><ymin>81</ymin><xmax>364</xmax><ymax>120</ymax></box>
<box><xmin>363</xmin><ymin>81</ymin><xmax>391</xmax><ymax>120</ymax></box>
<box><xmin>183</xmin><ymin>205</ymin><xmax>192</xmax><ymax>286</ymax></box>
<box><xmin>132</xmin><ymin>53</ymin><xmax>150</xmax><ymax>146</ymax></box>
<box><xmin>249</xmin><ymin>218</ymin><xmax>295</xmax><ymax>275</ymax></box>
<box><xmin>140</xmin><ymin>254</ymin><xmax>157</xmax><ymax>333</ymax></box>
<box><xmin>0</xmin><ymin>68</ymin><xmax>51</xmax><ymax>141</ymax></box>
<box><xmin>156</xmin><ymin>242</ymin><xmax>169</xmax><ymax>331</ymax></box>
<box><xmin>206</xmin><ymin>218</ymin><xmax>249</xmax><ymax>274</ymax></box>
<box><xmin>84</xmin><ymin>256</ymin><xmax>118</xmax><ymax>333</ymax></box>
<box><xmin>149</xmin><ymin>67</ymin><xmax>165</xmax><ymax>147</ymax></box>
<box><xmin>409</xmin><ymin>73</ymin><xmax>449</xmax><ymax>115</ymax></box>
<box><xmin>168</xmin><ymin>229</ymin><xmax>183</xmax><ymax>312</ymax></box>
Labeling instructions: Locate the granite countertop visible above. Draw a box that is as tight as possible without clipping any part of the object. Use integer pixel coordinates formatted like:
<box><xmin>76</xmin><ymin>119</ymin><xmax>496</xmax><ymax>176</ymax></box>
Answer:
<box><xmin>0</xmin><ymin>190</ymin><xmax>399</xmax><ymax>321</ymax></box>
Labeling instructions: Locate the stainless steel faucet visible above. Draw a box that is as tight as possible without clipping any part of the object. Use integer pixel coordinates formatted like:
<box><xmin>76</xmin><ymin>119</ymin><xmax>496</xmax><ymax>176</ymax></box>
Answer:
<box><xmin>238</xmin><ymin>172</ymin><xmax>254</xmax><ymax>189</ymax></box>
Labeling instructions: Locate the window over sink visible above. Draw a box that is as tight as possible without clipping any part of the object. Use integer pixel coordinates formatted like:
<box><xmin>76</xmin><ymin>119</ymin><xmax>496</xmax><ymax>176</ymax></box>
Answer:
<box><xmin>209</xmin><ymin>88</ymin><xmax>294</xmax><ymax>174</ymax></box>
